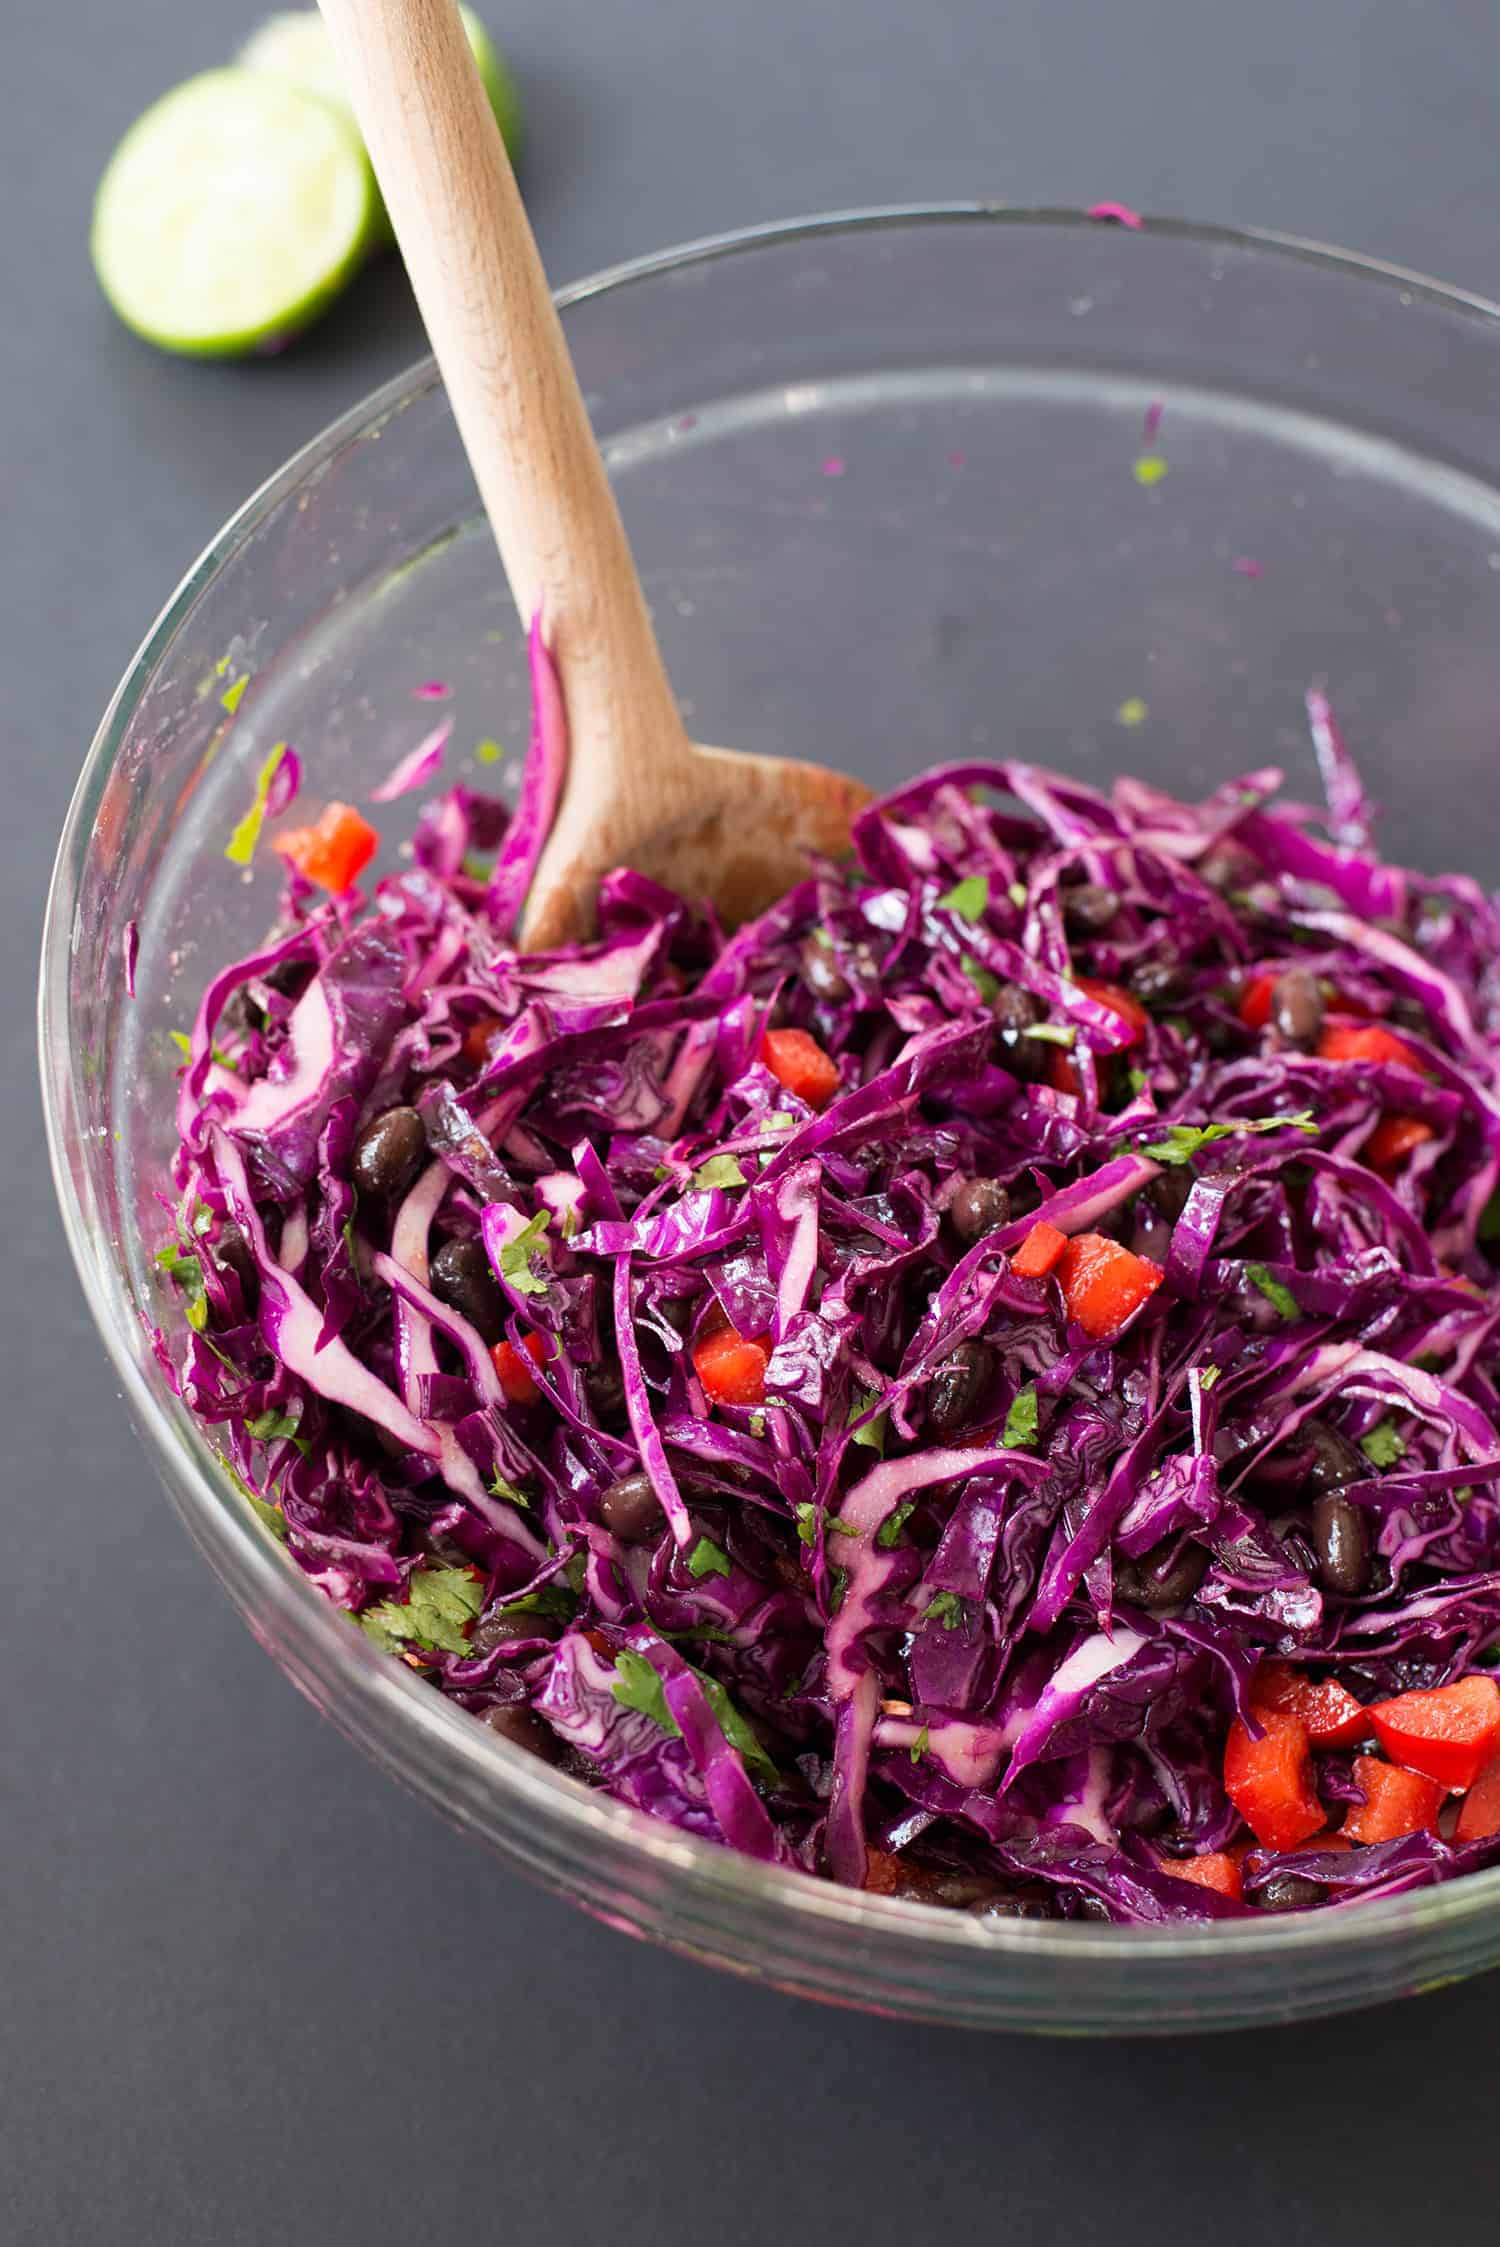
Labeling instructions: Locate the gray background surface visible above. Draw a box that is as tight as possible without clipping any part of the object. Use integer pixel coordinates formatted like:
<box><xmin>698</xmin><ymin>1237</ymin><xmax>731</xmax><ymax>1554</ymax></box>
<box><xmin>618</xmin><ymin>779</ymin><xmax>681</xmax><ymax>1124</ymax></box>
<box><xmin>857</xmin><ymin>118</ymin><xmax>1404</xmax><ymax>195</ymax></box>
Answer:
<box><xmin>8</xmin><ymin>1</ymin><xmax>1500</xmax><ymax>2238</ymax></box>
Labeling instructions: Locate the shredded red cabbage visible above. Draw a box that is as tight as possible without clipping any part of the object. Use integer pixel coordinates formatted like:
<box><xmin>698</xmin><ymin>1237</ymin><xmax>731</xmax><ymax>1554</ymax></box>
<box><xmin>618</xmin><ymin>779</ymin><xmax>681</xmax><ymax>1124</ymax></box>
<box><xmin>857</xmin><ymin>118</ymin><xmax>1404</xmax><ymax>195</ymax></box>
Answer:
<box><xmin>154</xmin><ymin>692</ymin><xmax>1500</xmax><ymax>1923</ymax></box>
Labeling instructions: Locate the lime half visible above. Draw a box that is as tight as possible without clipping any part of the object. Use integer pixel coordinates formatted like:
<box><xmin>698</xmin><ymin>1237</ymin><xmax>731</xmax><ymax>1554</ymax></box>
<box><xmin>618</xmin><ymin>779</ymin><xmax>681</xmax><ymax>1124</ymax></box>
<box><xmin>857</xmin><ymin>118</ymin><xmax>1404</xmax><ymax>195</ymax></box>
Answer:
<box><xmin>240</xmin><ymin>8</ymin><xmax>522</xmax><ymax>243</ymax></box>
<box><xmin>91</xmin><ymin>69</ymin><xmax>375</xmax><ymax>357</ymax></box>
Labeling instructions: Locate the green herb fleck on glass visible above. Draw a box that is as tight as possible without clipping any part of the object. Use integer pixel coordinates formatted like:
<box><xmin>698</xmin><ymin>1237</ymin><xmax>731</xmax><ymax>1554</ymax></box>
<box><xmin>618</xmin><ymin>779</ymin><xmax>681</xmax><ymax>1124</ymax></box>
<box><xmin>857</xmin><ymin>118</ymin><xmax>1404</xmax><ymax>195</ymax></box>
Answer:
<box><xmin>474</xmin><ymin>736</ymin><xmax>503</xmax><ymax>766</ymax></box>
<box><xmin>1116</xmin><ymin>696</ymin><xmax>1149</xmax><ymax>727</ymax></box>
<box><xmin>220</xmin><ymin>672</ymin><xmax>249</xmax><ymax>715</ymax></box>
<box><xmin>1133</xmin><ymin>454</ymin><xmax>1169</xmax><ymax>487</ymax></box>
<box><xmin>224</xmin><ymin>741</ymin><xmax>289</xmax><ymax>867</ymax></box>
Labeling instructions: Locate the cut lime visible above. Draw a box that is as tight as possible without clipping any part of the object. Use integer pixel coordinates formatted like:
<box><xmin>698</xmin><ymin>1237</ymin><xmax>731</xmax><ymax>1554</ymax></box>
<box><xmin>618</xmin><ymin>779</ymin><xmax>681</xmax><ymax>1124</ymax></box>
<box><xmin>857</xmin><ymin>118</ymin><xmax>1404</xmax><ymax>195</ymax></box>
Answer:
<box><xmin>92</xmin><ymin>69</ymin><xmax>375</xmax><ymax>357</ymax></box>
<box><xmin>240</xmin><ymin>8</ymin><xmax>522</xmax><ymax>243</ymax></box>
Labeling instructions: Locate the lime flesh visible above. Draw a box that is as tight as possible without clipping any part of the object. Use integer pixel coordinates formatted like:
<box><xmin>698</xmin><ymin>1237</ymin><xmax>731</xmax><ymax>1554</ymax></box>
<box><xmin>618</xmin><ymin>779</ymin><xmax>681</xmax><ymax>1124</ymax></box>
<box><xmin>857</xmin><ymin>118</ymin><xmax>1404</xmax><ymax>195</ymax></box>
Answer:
<box><xmin>92</xmin><ymin>69</ymin><xmax>375</xmax><ymax>357</ymax></box>
<box><xmin>240</xmin><ymin>8</ymin><xmax>522</xmax><ymax>243</ymax></box>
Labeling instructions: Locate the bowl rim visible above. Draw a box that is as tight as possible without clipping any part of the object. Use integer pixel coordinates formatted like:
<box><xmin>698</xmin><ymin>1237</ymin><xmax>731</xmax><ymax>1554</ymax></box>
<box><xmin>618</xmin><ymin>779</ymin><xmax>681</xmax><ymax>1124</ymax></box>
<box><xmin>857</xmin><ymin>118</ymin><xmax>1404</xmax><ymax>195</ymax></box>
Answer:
<box><xmin>41</xmin><ymin>201</ymin><xmax>1500</xmax><ymax>1976</ymax></box>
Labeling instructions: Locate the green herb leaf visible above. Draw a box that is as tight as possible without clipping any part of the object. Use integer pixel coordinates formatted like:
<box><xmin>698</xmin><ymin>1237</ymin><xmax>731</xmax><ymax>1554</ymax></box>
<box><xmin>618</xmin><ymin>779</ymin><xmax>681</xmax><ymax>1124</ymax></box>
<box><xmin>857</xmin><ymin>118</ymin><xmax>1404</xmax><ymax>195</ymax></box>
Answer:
<box><xmin>611</xmin><ymin>1647</ymin><xmax>678</xmax><ymax>1732</ymax></box>
<box><xmin>1141</xmin><ymin>1112</ymin><xmax>1318</xmax><ymax>1166</ymax></box>
<box><xmin>1002</xmin><ymin>1382</ymin><xmax>1040</xmax><ymax>1449</ymax></box>
<box><xmin>474</xmin><ymin>736</ymin><xmax>503</xmax><ymax>766</ymax></box>
<box><xmin>168</xmin><ymin>1030</ymin><xmax>192</xmax><ymax>1061</ymax></box>
<box><xmin>1245</xmin><ymin>1262</ymin><xmax>1300</xmax><ymax>1319</ymax></box>
<box><xmin>922</xmin><ymin>1591</ymin><xmax>966</xmax><ymax>1630</ymax></box>
<box><xmin>244</xmin><ymin>1409</ymin><xmax>308</xmax><ymax>1455</ymax></box>
<box><xmin>1133</xmin><ymin>454</ymin><xmax>1169</xmax><ymax>487</ymax></box>
<box><xmin>877</xmin><ymin>1500</ymin><xmax>918</xmax><ymax>1550</ymax></box>
<box><xmin>1023</xmin><ymin>1022</ymin><xmax>1075</xmax><ymax>1048</ymax></box>
<box><xmin>496</xmin><ymin>1210</ymin><xmax>551</xmax><ymax>1298</ymax></box>
<box><xmin>688</xmin><ymin>1535</ymin><xmax>732</xmax><ymax>1580</ymax></box>
<box><xmin>846</xmin><ymin>1391</ymin><xmax>889</xmax><ymax>1454</ymax></box>
<box><xmin>492</xmin><ymin>1583</ymin><xmax>578</xmax><ymax>1624</ymax></box>
<box><xmin>795</xmin><ymin>1503</ymin><xmax>856</xmax><ymax>1547</ymax></box>
<box><xmin>1008</xmin><ymin>882</ymin><xmax>1028</xmax><ymax>909</ymax></box>
<box><xmin>960</xmin><ymin>954</ymin><xmax>999</xmax><ymax>1005</ymax></box>
<box><xmin>748</xmin><ymin>1410</ymin><xmax>768</xmax><ymax>1439</ymax></box>
<box><xmin>699</xmin><ymin>1675</ymin><xmax>780</xmax><ymax>1788</ymax></box>
<box><xmin>689</xmin><ymin>1153</ymin><xmax>748</xmax><ymax>1191</ymax></box>
<box><xmin>1360</xmin><ymin>1421</ymin><xmax>1407</xmax><ymax>1468</ymax></box>
<box><xmin>155</xmin><ymin>1241</ymin><xmax>208</xmax><ymax>1331</ymax></box>
<box><xmin>1127</xmin><ymin>1067</ymin><xmax>1150</xmax><ymax>1097</ymax></box>
<box><xmin>938</xmin><ymin>874</ymin><xmax>989</xmax><ymax>923</ymax></box>
<box><xmin>910</xmin><ymin>1724</ymin><xmax>930</xmax><ymax>1765</ymax></box>
<box><xmin>360</xmin><ymin>1566</ymin><xmax>484</xmax><ymax>1660</ymax></box>
<box><xmin>224</xmin><ymin>740</ymin><xmax>288</xmax><ymax>867</ymax></box>
<box><xmin>488</xmin><ymin>1472</ymin><xmax>531</xmax><ymax>1510</ymax></box>
<box><xmin>1197</xmin><ymin>1364</ymin><xmax>1222</xmax><ymax>1392</ymax></box>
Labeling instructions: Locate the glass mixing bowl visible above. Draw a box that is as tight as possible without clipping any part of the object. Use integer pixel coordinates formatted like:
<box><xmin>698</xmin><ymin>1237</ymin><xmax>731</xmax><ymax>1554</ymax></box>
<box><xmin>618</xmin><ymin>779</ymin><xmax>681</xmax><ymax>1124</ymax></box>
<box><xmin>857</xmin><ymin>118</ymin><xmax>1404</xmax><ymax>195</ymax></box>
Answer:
<box><xmin>41</xmin><ymin>208</ymin><xmax>1500</xmax><ymax>2033</ymax></box>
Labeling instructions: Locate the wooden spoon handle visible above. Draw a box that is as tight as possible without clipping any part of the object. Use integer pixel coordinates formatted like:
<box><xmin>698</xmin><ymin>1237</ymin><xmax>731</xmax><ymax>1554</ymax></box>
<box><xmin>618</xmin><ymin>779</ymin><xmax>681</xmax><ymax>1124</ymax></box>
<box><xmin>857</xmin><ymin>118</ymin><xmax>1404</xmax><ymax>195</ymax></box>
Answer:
<box><xmin>316</xmin><ymin>0</ymin><xmax>690</xmax><ymax>778</ymax></box>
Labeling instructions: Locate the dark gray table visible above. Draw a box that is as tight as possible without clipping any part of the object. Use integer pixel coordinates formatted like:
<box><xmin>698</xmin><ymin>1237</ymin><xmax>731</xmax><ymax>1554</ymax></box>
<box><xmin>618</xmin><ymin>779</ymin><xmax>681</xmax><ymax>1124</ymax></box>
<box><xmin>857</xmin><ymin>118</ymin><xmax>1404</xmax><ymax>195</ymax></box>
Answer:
<box><xmin>10</xmin><ymin>2</ymin><xmax>1500</xmax><ymax>2237</ymax></box>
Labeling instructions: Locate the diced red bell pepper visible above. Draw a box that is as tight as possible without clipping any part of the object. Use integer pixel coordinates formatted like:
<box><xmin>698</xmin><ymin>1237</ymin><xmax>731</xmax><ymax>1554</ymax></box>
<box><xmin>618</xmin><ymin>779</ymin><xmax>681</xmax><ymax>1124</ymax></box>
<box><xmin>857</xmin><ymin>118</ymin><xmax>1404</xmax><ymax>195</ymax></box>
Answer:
<box><xmin>1343</xmin><ymin>1754</ymin><xmax>1446</xmax><ymax>1844</ymax></box>
<box><xmin>1075</xmin><ymin>978</ymin><xmax>1150</xmax><ymax>1044</ymax></box>
<box><xmin>1252</xmin><ymin>1662</ymin><xmax>1372</xmax><ymax>1749</ymax></box>
<box><xmin>1057</xmin><ymin>1232</ymin><xmax>1165</xmax><ymax>1341</ymax></box>
<box><xmin>462</xmin><ymin>1013</ymin><xmax>504</xmax><ymax>1066</ymax></box>
<box><xmin>692</xmin><ymin>1322</ymin><xmax>773</xmax><ymax>1407</ymax></box>
<box><xmin>1455</xmin><ymin>1752</ymin><xmax>1500</xmax><ymax>1842</ymax></box>
<box><xmin>1012</xmin><ymin>1219</ymin><xmax>1069</xmax><ymax>1279</ymax></box>
<box><xmin>1364</xmin><ymin>1113</ymin><xmax>1434</xmax><ymax>1175</ymax></box>
<box><xmin>1160</xmin><ymin>1851</ymin><xmax>1244</xmax><ymax>1902</ymax></box>
<box><xmin>1238</xmin><ymin>973</ymin><xmax>1277</xmax><ymax>1031</ymax></box>
<box><xmin>760</xmin><ymin>1028</ymin><xmax>839</xmax><ymax>1110</ymax></box>
<box><xmin>1367</xmin><ymin>1674</ymin><xmax>1500</xmax><ymax>1792</ymax></box>
<box><xmin>273</xmin><ymin>802</ymin><xmax>378</xmax><ymax>893</ymax></box>
<box><xmin>1291</xmin><ymin>1831</ymin><xmax>1354</xmax><ymax>1855</ymax></box>
<box><xmin>1318</xmin><ymin>1022</ymin><xmax>1423</xmax><ymax>1074</ymax></box>
<box><xmin>492</xmin><ymin>1329</ymin><xmax>548</xmax><ymax>1405</ymax></box>
<box><xmin>1046</xmin><ymin>1049</ymin><xmax>1082</xmax><ymax>1099</ymax></box>
<box><xmin>1223</xmin><ymin>1707</ymin><xmax>1326</xmax><ymax>1851</ymax></box>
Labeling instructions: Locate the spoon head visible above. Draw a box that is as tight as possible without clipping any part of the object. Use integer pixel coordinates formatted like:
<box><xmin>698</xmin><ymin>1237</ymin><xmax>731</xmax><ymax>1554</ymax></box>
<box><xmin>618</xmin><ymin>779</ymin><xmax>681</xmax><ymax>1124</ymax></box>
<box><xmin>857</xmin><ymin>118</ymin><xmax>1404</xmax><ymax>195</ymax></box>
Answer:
<box><xmin>518</xmin><ymin>743</ymin><xmax>873</xmax><ymax>950</ymax></box>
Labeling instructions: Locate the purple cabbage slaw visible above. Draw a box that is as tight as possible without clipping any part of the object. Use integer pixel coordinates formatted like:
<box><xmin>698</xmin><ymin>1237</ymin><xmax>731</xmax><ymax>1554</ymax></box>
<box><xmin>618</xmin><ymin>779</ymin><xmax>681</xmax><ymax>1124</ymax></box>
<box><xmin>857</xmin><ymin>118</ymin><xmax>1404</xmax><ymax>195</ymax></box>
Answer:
<box><xmin>153</xmin><ymin>680</ymin><xmax>1500</xmax><ymax>1924</ymax></box>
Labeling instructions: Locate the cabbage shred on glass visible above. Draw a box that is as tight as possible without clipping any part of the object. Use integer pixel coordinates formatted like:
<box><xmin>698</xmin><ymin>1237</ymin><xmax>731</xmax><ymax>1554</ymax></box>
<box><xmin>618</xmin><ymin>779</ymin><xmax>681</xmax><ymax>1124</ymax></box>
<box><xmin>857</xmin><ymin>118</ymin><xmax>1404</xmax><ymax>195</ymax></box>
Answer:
<box><xmin>157</xmin><ymin>663</ymin><xmax>1500</xmax><ymax>1923</ymax></box>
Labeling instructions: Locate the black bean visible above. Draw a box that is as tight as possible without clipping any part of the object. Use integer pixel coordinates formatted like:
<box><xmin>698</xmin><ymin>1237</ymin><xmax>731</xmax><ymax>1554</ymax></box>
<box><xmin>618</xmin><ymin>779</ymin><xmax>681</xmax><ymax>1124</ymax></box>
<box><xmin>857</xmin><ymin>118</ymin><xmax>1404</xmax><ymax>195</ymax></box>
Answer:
<box><xmin>992</xmin><ymin>981</ymin><xmax>1043</xmax><ymax>1036</ymax></box>
<box><xmin>1270</xmin><ymin>968</ymin><xmax>1325</xmax><ymax>1049</ymax></box>
<box><xmin>947</xmin><ymin>1177</ymin><xmax>1011</xmax><ymax>1244</ymax></box>
<box><xmin>429</xmin><ymin>1237</ymin><xmax>506</xmax><ymax>1345</ymax></box>
<box><xmin>969</xmin><ymin>1888</ymin><xmax>1057</xmax><ymax>1923</ymax></box>
<box><xmin>1062</xmin><ymin>881</ymin><xmax>1119</xmax><ymax>936</ymax></box>
<box><xmin>926</xmin><ymin>1340</ymin><xmax>996</xmax><ymax>1436</ymax></box>
<box><xmin>889</xmin><ymin>1864</ymin><xmax>996</xmax><ymax>1908</ymax></box>
<box><xmin>263</xmin><ymin>956</ymin><xmax>310</xmax><ymax>999</ymax></box>
<box><xmin>1131</xmin><ymin>957</ymin><xmax>1192</xmax><ymax>1007</ymax></box>
<box><xmin>213</xmin><ymin>1221</ymin><xmax>258</xmax><ymax>1301</ymax></box>
<box><xmin>352</xmin><ymin>1105</ymin><xmax>428</xmax><ymax>1203</ymax></box>
<box><xmin>1114</xmin><ymin>1538</ymin><xmax>1208</xmax><ymax>1610</ymax></box>
<box><xmin>599</xmin><ymin>1471</ymin><xmax>665</xmax><ymax>1544</ymax></box>
<box><xmin>1254</xmin><ymin>1872</ymin><xmax>1324</xmax><ymax>1912</ymax></box>
<box><xmin>481</xmin><ymin>1702</ymin><xmax>558</xmax><ymax>1760</ymax></box>
<box><xmin>1146</xmin><ymin>1167</ymin><xmax>1195</xmax><ymax>1224</ymax></box>
<box><xmin>801</xmin><ymin>932</ymin><xmax>851</xmax><ymax>1003</ymax></box>
<box><xmin>1311</xmin><ymin>1490</ymin><xmax>1372</xmax><ymax>1596</ymax></box>
<box><xmin>470</xmin><ymin>1607</ymin><xmax>542</xmax><ymax>1658</ymax></box>
<box><xmin>584</xmin><ymin>1363</ymin><xmax>628</xmax><ymax>1424</ymax></box>
<box><xmin>1299</xmin><ymin>1420</ymin><xmax>1365</xmax><ymax>1496</ymax></box>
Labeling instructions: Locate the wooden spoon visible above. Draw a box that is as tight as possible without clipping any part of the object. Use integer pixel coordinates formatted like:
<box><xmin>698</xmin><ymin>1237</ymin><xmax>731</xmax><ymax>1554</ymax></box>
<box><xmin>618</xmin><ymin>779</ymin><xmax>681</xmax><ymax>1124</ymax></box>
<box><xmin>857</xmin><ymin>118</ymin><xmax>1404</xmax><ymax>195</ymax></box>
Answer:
<box><xmin>316</xmin><ymin>0</ymin><xmax>871</xmax><ymax>948</ymax></box>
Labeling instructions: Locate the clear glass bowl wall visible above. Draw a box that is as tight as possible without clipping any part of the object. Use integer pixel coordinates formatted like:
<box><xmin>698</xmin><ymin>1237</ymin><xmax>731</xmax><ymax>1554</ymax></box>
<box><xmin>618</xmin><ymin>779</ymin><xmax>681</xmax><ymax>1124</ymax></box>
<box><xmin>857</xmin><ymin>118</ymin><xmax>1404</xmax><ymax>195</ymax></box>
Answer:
<box><xmin>41</xmin><ymin>210</ymin><xmax>1500</xmax><ymax>2032</ymax></box>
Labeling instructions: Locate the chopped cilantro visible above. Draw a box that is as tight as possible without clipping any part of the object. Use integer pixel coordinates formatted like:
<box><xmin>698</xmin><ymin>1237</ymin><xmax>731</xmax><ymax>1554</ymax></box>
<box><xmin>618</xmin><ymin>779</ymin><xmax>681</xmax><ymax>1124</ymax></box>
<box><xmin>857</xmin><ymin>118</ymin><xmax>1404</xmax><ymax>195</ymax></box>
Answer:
<box><xmin>1002</xmin><ymin>1382</ymin><xmax>1040</xmax><ymax>1449</ymax></box>
<box><xmin>1127</xmin><ymin>1067</ymin><xmax>1150</xmax><ymax>1096</ymax></box>
<box><xmin>488</xmin><ymin>1472</ymin><xmax>531</xmax><ymax>1510</ymax></box>
<box><xmin>496</xmin><ymin>1210</ymin><xmax>550</xmax><ymax>1297</ymax></box>
<box><xmin>1360</xmin><ymin>1421</ymin><xmax>1407</xmax><ymax>1468</ymax></box>
<box><xmin>688</xmin><ymin>1535</ymin><xmax>732</xmax><ymax>1580</ymax></box>
<box><xmin>493</xmin><ymin>1583</ymin><xmax>578</xmax><ymax>1624</ymax></box>
<box><xmin>1141</xmin><ymin>1113</ymin><xmax>1317</xmax><ymax>1165</ymax></box>
<box><xmin>244</xmin><ymin>1409</ymin><xmax>308</xmax><ymax>1455</ymax></box>
<box><xmin>846</xmin><ymin>1392</ymin><xmax>889</xmax><ymax>1454</ymax></box>
<box><xmin>1197</xmin><ymin>1364</ymin><xmax>1222</xmax><ymax>1392</ymax></box>
<box><xmin>877</xmin><ymin>1500</ymin><xmax>918</xmax><ymax>1549</ymax></box>
<box><xmin>224</xmin><ymin>740</ymin><xmax>289</xmax><ymax>867</ymax></box>
<box><xmin>910</xmin><ymin>1724</ymin><xmax>930</xmax><ymax>1764</ymax></box>
<box><xmin>922</xmin><ymin>1591</ymin><xmax>966</xmax><ymax>1630</ymax></box>
<box><xmin>829</xmin><ymin>1565</ymin><xmax>849</xmax><ymax>1613</ymax></box>
<box><xmin>960</xmin><ymin>955</ymin><xmax>999</xmax><ymax>1005</ymax></box>
<box><xmin>1245</xmin><ymin>1263</ymin><xmax>1300</xmax><ymax>1319</ymax></box>
<box><xmin>689</xmin><ymin>1153</ymin><xmax>748</xmax><ymax>1191</ymax></box>
<box><xmin>611</xmin><ymin>1647</ymin><xmax>676</xmax><ymax>1730</ymax></box>
<box><xmin>795</xmin><ymin>1503</ymin><xmax>857</xmax><ymax>1547</ymax></box>
<box><xmin>459</xmin><ymin>852</ymin><xmax>492</xmax><ymax>881</ymax></box>
<box><xmin>748</xmin><ymin>1410</ymin><xmax>768</xmax><ymax>1439</ymax></box>
<box><xmin>155</xmin><ymin>1241</ymin><xmax>207</xmax><ymax>1331</ymax></box>
<box><xmin>938</xmin><ymin>874</ymin><xmax>989</xmax><ymax>923</ymax></box>
<box><xmin>1024</xmin><ymin>1022</ymin><xmax>1075</xmax><ymax>1048</ymax></box>
<box><xmin>360</xmin><ymin>1567</ymin><xmax>484</xmax><ymax>1659</ymax></box>
<box><xmin>1008</xmin><ymin>881</ymin><xmax>1028</xmax><ymax>909</ymax></box>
